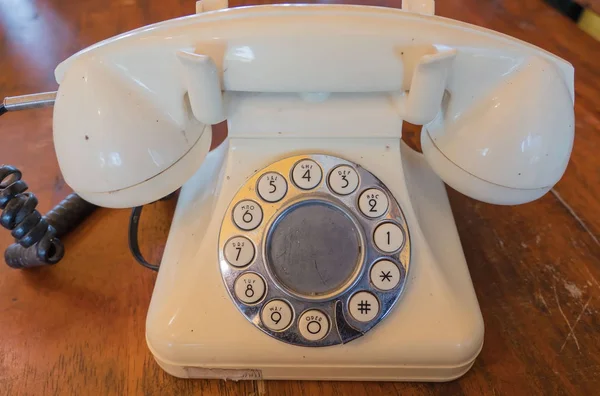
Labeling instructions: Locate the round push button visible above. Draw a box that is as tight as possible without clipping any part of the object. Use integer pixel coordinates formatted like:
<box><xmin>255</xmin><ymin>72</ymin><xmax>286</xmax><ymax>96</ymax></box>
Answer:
<box><xmin>261</xmin><ymin>299</ymin><xmax>294</xmax><ymax>331</ymax></box>
<box><xmin>234</xmin><ymin>273</ymin><xmax>266</xmax><ymax>304</ymax></box>
<box><xmin>373</xmin><ymin>222</ymin><xmax>405</xmax><ymax>253</ymax></box>
<box><xmin>328</xmin><ymin>165</ymin><xmax>359</xmax><ymax>195</ymax></box>
<box><xmin>349</xmin><ymin>291</ymin><xmax>380</xmax><ymax>322</ymax></box>
<box><xmin>224</xmin><ymin>236</ymin><xmax>255</xmax><ymax>268</ymax></box>
<box><xmin>257</xmin><ymin>172</ymin><xmax>287</xmax><ymax>203</ymax></box>
<box><xmin>370</xmin><ymin>260</ymin><xmax>402</xmax><ymax>291</ymax></box>
<box><xmin>358</xmin><ymin>188</ymin><xmax>389</xmax><ymax>218</ymax></box>
<box><xmin>299</xmin><ymin>310</ymin><xmax>330</xmax><ymax>341</ymax></box>
<box><xmin>292</xmin><ymin>159</ymin><xmax>322</xmax><ymax>190</ymax></box>
<box><xmin>233</xmin><ymin>200</ymin><xmax>263</xmax><ymax>231</ymax></box>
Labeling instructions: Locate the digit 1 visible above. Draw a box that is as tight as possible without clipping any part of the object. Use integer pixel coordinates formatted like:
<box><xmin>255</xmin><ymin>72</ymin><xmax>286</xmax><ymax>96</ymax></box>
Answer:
<box><xmin>387</xmin><ymin>231</ymin><xmax>391</xmax><ymax>245</ymax></box>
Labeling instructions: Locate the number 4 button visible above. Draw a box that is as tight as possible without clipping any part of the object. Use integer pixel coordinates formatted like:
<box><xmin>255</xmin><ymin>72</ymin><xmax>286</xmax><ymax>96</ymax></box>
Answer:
<box><xmin>292</xmin><ymin>159</ymin><xmax>322</xmax><ymax>190</ymax></box>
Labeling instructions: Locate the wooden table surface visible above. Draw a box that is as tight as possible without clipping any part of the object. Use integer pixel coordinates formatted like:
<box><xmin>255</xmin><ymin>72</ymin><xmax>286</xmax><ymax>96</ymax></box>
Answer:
<box><xmin>1</xmin><ymin>0</ymin><xmax>599</xmax><ymax>395</ymax></box>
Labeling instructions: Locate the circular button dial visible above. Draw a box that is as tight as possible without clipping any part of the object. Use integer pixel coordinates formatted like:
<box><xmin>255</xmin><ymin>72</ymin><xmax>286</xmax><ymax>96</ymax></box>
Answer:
<box><xmin>257</xmin><ymin>172</ymin><xmax>287</xmax><ymax>202</ymax></box>
<box><xmin>261</xmin><ymin>299</ymin><xmax>294</xmax><ymax>331</ymax></box>
<box><xmin>370</xmin><ymin>260</ymin><xmax>402</xmax><ymax>291</ymax></box>
<box><xmin>299</xmin><ymin>310</ymin><xmax>330</xmax><ymax>341</ymax></box>
<box><xmin>219</xmin><ymin>154</ymin><xmax>411</xmax><ymax>348</ymax></box>
<box><xmin>359</xmin><ymin>188</ymin><xmax>389</xmax><ymax>218</ymax></box>
<box><xmin>349</xmin><ymin>291</ymin><xmax>380</xmax><ymax>322</ymax></box>
<box><xmin>233</xmin><ymin>200</ymin><xmax>263</xmax><ymax>231</ymax></box>
<box><xmin>328</xmin><ymin>165</ymin><xmax>359</xmax><ymax>195</ymax></box>
<box><xmin>292</xmin><ymin>159</ymin><xmax>322</xmax><ymax>190</ymax></box>
<box><xmin>374</xmin><ymin>222</ymin><xmax>405</xmax><ymax>253</ymax></box>
<box><xmin>224</xmin><ymin>236</ymin><xmax>255</xmax><ymax>268</ymax></box>
<box><xmin>234</xmin><ymin>273</ymin><xmax>266</xmax><ymax>304</ymax></box>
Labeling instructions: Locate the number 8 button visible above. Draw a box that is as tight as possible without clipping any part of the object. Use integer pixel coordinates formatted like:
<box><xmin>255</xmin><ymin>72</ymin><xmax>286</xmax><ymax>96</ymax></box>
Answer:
<box><xmin>233</xmin><ymin>200</ymin><xmax>263</xmax><ymax>231</ymax></box>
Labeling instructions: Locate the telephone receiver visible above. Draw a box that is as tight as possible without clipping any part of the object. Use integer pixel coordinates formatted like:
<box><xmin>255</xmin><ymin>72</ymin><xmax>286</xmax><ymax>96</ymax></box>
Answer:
<box><xmin>28</xmin><ymin>1</ymin><xmax>577</xmax><ymax>381</ymax></box>
<box><xmin>51</xmin><ymin>1</ymin><xmax>574</xmax><ymax>209</ymax></box>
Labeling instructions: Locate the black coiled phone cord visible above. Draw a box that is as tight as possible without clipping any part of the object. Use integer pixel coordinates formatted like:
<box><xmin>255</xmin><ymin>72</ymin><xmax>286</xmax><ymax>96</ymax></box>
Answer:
<box><xmin>0</xmin><ymin>165</ymin><xmax>97</xmax><ymax>268</ymax></box>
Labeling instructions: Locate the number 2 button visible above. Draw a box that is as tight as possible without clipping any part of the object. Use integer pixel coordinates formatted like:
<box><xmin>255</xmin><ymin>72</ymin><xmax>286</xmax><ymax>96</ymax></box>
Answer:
<box><xmin>258</xmin><ymin>172</ymin><xmax>287</xmax><ymax>203</ymax></box>
<box><xmin>359</xmin><ymin>188</ymin><xmax>389</xmax><ymax>218</ymax></box>
<box><xmin>233</xmin><ymin>200</ymin><xmax>263</xmax><ymax>231</ymax></box>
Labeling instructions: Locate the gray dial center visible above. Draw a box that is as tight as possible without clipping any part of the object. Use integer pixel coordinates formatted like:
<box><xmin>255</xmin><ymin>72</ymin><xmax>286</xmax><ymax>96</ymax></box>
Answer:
<box><xmin>266</xmin><ymin>200</ymin><xmax>363</xmax><ymax>299</ymax></box>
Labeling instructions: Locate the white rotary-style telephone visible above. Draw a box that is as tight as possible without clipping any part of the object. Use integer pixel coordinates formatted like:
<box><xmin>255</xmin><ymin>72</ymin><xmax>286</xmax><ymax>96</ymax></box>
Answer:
<box><xmin>48</xmin><ymin>0</ymin><xmax>574</xmax><ymax>382</ymax></box>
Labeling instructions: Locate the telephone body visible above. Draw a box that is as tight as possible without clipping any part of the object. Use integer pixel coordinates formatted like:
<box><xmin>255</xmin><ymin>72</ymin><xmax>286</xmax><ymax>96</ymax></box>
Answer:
<box><xmin>50</xmin><ymin>2</ymin><xmax>574</xmax><ymax>381</ymax></box>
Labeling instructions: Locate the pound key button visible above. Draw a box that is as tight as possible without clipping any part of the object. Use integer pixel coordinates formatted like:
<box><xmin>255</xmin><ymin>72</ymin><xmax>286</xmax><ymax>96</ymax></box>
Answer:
<box><xmin>299</xmin><ymin>310</ymin><xmax>330</xmax><ymax>341</ymax></box>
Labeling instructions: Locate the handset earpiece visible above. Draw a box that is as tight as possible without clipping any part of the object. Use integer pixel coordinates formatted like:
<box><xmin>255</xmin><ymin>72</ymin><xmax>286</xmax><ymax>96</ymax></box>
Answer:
<box><xmin>420</xmin><ymin>55</ymin><xmax>574</xmax><ymax>205</ymax></box>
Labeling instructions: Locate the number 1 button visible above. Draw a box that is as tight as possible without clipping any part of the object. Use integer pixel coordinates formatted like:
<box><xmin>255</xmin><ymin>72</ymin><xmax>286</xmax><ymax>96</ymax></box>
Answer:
<box><xmin>292</xmin><ymin>159</ymin><xmax>322</xmax><ymax>190</ymax></box>
<box><xmin>233</xmin><ymin>200</ymin><xmax>263</xmax><ymax>231</ymax></box>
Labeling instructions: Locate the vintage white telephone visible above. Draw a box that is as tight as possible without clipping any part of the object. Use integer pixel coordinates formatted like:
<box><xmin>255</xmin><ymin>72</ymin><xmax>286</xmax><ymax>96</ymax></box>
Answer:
<box><xmin>1</xmin><ymin>0</ymin><xmax>575</xmax><ymax>382</ymax></box>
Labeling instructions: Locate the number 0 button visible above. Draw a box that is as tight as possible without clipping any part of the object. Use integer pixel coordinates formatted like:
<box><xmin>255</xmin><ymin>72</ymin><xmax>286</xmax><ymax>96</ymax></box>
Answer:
<box><xmin>257</xmin><ymin>172</ymin><xmax>287</xmax><ymax>203</ymax></box>
<box><xmin>234</xmin><ymin>273</ymin><xmax>266</xmax><ymax>304</ymax></box>
<box><xmin>374</xmin><ymin>222</ymin><xmax>405</xmax><ymax>253</ymax></box>
<box><xmin>224</xmin><ymin>236</ymin><xmax>255</xmax><ymax>267</ymax></box>
<box><xmin>233</xmin><ymin>200</ymin><xmax>263</xmax><ymax>231</ymax></box>
<box><xmin>292</xmin><ymin>159</ymin><xmax>322</xmax><ymax>190</ymax></box>
<box><xmin>359</xmin><ymin>188</ymin><xmax>389</xmax><ymax>218</ymax></box>
<box><xmin>299</xmin><ymin>310</ymin><xmax>330</xmax><ymax>341</ymax></box>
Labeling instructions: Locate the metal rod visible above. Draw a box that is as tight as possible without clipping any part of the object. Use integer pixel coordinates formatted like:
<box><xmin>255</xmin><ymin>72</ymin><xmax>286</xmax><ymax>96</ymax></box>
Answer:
<box><xmin>3</xmin><ymin>91</ymin><xmax>57</xmax><ymax>112</ymax></box>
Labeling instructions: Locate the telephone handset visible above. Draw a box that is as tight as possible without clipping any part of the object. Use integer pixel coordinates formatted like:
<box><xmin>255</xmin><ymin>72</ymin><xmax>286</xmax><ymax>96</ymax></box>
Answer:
<box><xmin>23</xmin><ymin>1</ymin><xmax>579</xmax><ymax>381</ymax></box>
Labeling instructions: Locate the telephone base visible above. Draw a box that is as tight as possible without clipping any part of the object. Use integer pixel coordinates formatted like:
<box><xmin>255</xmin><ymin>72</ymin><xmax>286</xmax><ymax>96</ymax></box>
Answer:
<box><xmin>152</xmin><ymin>357</ymin><xmax>477</xmax><ymax>381</ymax></box>
<box><xmin>146</xmin><ymin>138</ymin><xmax>484</xmax><ymax>382</ymax></box>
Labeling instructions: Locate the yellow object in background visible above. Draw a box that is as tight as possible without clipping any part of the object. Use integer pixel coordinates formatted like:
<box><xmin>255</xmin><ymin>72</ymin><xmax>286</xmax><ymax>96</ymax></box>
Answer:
<box><xmin>579</xmin><ymin>8</ymin><xmax>600</xmax><ymax>40</ymax></box>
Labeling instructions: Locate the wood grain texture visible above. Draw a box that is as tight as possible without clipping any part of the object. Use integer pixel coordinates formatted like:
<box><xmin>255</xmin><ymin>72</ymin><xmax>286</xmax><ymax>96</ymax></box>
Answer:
<box><xmin>0</xmin><ymin>0</ymin><xmax>599</xmax><ymax>395</ymax></box>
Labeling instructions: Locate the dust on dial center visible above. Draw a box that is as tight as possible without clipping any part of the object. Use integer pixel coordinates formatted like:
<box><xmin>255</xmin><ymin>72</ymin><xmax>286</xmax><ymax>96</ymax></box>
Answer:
<box><xmin>265</xmin><ymin>200</ymin><xmax>363</xmax><ymax>299</ymax></box>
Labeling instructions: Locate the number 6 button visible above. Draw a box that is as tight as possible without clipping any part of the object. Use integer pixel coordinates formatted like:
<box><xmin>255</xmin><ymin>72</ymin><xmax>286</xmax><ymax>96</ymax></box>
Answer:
<box><xmin>233</xmin><ymin>200</ymin><xmax>263</xmax><ymax>231</ymax></box>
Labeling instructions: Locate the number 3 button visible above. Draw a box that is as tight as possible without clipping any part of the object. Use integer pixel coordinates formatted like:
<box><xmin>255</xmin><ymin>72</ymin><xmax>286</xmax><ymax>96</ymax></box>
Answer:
<box><xmin>233</xmin><ymin>200</ymin><xmax>263</xmax><ymax>231</ymax></box>
<box><xmin>359</xmin><ymin>188</ymin><xmax>389</xmax><ymax>218</ymax></box>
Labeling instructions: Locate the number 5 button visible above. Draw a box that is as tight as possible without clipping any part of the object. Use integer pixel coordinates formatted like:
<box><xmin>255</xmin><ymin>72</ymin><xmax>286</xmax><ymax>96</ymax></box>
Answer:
<box><xmin>233</xmin><ymin>200</ymin><xmax>263</xmax><ymax>231</ymax></box>
<box><xmin>257</xmin><ymin>172</ymin><xmax>287</xmax><ymax>203</ymax></box>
